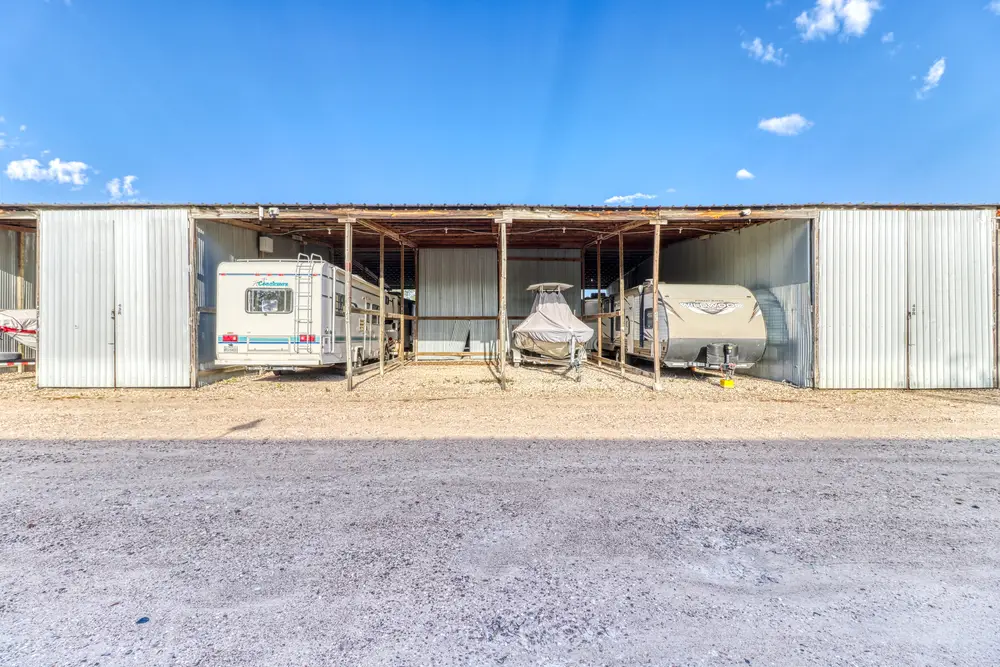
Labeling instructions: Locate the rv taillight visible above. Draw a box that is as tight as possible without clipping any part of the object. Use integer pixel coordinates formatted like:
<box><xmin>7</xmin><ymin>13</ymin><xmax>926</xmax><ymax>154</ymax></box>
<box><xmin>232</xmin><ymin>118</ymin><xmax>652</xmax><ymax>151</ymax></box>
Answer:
<box><xmin>299</xmin><ymin>335</ymin><xmax>316</xmax><ymax>343</ymax></box>
<box><xmin>222</xmin><ymin>334</ymin><xmax>238</xmax><ymax>343</ymax></box>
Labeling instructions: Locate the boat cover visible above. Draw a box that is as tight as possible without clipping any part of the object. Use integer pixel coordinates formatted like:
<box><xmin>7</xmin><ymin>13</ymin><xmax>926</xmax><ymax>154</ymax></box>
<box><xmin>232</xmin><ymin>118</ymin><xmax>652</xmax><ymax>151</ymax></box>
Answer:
<box><xmin>0</xmin><ymin>309</ymin><xmax>38</xmax><ymax>350</ymax></box>
<box><xmin>512</xmin><ymin>286</ymin><xmax>593</xmax><ymax>359</ymax></box>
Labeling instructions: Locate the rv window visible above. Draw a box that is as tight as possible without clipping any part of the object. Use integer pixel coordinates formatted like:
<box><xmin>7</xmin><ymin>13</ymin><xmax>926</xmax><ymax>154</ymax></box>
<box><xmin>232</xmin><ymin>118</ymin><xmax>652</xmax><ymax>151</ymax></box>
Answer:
<box><xmin>335</xmin><ymin>294</ymin><xmax>345</xmax><ymax>315</ymax></box>
<box><xmin>643</xmin><ymin>308</ymin><xmax>653</xmax><ymax>329</ymax></box>
<box><xmin>245</xmin><ymin>288</ymin><xmax>293</xmax><ymax>314</ymax></box>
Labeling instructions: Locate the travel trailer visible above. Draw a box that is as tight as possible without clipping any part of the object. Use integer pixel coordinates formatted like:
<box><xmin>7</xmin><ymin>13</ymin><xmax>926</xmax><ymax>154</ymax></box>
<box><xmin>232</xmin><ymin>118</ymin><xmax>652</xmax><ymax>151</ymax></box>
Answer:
<box><xmin>511</xmin><ymin>283</ymin><xmax>593</xmax><ymax>378</ymax></box>
<box><xmin>215</xmin><ymin>254</ymin><xmax>401</xmax><ymax>372</ymax></box>
<box><xmin>599</xmin><ymin>281</ymin><xmax>766</xmax><ymax>371</ymax></box>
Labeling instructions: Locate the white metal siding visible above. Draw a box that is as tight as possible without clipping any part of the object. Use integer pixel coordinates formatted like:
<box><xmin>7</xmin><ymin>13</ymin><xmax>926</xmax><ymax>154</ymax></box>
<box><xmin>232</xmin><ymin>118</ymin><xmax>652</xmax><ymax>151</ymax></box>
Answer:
<box><xmin>195</xmin><ymin>220</ymin><xmax>258</xmax><ymax>369</ymax></box>
<box><xmin>112</xmin><ymin>210</ymin><xmax>191</xmax><ymax>387</ymax></box>
<box><xmin>817</xmin><ymin>208</ymin><xmax>995</xmax><ymax>389</ymax></box>
<box><xmin>817</xmin><ymin>210</ymin><xmax>908</xmax><ymax>389</ymax></box>
<box><xmin>906</xmin><ymin>210</ymin><xmax>994</xmax><ymax>389</ymax></box>
<box><xmin>38</xmin><ymin>211</ymin><xmax>116</xmax><ymax>388</ymax></box>
<box><xmin>630</xmin><ymin>219</ymin><xmax>814</xmax><ymax>386</ymax></box>
<box><xmin>417</xmin><ymin>248</ymin><xmax>498</xmax><ymax>359</ymax></box>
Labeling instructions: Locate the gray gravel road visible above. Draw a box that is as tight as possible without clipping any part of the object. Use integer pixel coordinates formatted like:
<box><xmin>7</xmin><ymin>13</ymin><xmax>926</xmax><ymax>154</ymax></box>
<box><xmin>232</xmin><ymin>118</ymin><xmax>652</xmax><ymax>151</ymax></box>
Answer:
<box><xmin>2</xmin><ymin>434</ymin><xmax>999</xmax><ymax>666</ymax></box>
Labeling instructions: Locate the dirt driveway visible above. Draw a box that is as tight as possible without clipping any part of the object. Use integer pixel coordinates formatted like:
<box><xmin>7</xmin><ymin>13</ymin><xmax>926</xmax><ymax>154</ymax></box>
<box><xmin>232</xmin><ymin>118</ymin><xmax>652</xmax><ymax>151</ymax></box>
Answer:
<box><xmin>1</xmin><ymin>367</ymin><xmax>999</xmax><ymax>665</ymax></box>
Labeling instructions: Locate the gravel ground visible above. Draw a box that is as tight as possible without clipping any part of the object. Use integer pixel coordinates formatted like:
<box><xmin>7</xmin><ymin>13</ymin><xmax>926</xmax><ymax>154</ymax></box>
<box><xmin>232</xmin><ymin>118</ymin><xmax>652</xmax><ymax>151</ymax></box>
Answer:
<box><xmin>1</xmin><ymin>368</ymin><xmax>999</xmax><ymax>666</ymax></box>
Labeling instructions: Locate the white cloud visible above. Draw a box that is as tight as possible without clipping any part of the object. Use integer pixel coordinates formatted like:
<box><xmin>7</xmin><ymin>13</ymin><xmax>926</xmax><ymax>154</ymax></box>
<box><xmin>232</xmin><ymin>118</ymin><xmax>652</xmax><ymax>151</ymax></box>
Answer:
<box><xmin>604</xmin><ymin>192</ymin><xmax>657</xmax><ymax>205</ymax></box>
<box><xmin>736</xmin><ymin>169</ymin><xmax>755</xmax><ymax>180</ymax></box>
<box><xmin>107</xmin><ymin>174</ymin><xmax>139</xmax><ymax>200</ymax></box>
<box><xmin>796</xmin><ymin>0</ymin><xmax>881</xmax><ymax>41</ymax></box>
<box><xmin>741</xmin><ymin>37</ymin><xmax>787</xmax><ymax>65</ymax></box>
<box><xmin>0</xmin><ymin>116</ymin><xmax>4</xmax><ymax>123</ymax></box>
<box><xmin>41</xmin><ymin>149</ymin><xmax>50</xmax><ymax>156</ymax></box>
<box><xmin>19</xmin><ymin>125</ymin><xmax>26</xmax><ymax>132</ymax></box>
<box><xmin>6</xmin><ymin>157</ymin><xmax>91</xmax><ymax>188</ymax></box>
<box><xmin>766</xmin><ymin>0</ymin><xmax>784</xmax><ymax>7</ymax></box>
<box><xmin>0</xmin><ymin>139</ymin><xmax>5</xmax><ymax>150</ymax></box>
<box><xmin>988</xmin><ymin>1</ymin><xmax>1000</xmax><ymax>16</ymax></box>
<box><xmin>917</xmin><ymin>57</ymin><xmax>946</xmax><ymax>99</ymax></box>
<box><xmin>758</xmin><ymin>113</ymin><xmax>814</xmax><ymax>136</ymax></box>
<box><xmin>881</xmin><ymin>32</ymin><xmax>894</xmax><ymax>43</ymax></box>
<box><xmin>666</xmin><ymin>188</ymin><xmax>677</xmax><ymax>193</ymax></box>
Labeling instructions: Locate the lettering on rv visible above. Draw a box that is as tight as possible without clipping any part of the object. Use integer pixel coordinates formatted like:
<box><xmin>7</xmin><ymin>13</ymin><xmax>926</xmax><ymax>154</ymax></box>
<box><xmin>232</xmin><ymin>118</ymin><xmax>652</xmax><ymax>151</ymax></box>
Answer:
<box><xmin>253</xmin><ymin>279</ymin><xmax>290</xmax><ymax>288</ymax></box>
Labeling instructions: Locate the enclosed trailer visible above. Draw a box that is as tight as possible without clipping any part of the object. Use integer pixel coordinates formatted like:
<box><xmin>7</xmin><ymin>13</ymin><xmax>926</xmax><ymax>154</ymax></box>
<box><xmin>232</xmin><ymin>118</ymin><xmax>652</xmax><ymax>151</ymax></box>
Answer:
<box><xmin>601</xmin><ymin>281</ymin><xmax>766</xmax><ymax>371</ymax></box>
<box><xmin>215</xmin><ymin>254</ymin><xmax>400</xmax><ymax>372</ymax></box>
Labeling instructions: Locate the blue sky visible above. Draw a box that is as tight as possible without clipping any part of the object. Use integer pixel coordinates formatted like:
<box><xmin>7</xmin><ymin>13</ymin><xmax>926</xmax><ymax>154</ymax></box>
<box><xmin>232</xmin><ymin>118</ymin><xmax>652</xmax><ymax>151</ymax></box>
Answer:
<box><xmin>0</xmin><ymin>0</ymin><xmax>998</xmax><ymax>205</ymax></box>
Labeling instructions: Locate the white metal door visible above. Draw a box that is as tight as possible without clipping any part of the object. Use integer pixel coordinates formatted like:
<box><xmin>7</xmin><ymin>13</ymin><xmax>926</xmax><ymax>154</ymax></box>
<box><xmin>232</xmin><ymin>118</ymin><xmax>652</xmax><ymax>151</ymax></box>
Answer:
<box><xmin>37</xmin><ymin>212</ymin><xmax>116</xmax><ymax>388</ymax></box>
<box><xmin>906</xmin><ymin>210</ymin><xmax>995</xmax><ymax>389</ymax></box>
<box><xmin>113</xmin><ymin>210</ymin><xmax>191</xmax><ymax>387</ymax></box>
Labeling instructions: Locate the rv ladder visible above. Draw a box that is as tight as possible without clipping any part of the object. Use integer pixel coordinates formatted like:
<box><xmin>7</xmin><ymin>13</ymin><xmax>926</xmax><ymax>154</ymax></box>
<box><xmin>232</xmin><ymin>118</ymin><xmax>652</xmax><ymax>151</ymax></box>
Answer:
<box><xmin>293</xmin><ymin>253</ymin><xmax>319</xmax><ymax>354</ymax></box>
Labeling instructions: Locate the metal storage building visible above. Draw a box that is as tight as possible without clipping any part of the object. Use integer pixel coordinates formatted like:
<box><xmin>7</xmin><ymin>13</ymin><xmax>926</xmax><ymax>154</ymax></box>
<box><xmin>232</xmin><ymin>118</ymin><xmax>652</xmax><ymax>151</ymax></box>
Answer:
<box><xmin>0</xmin><ymin>204</ymin><xmax>996</xmax><ymax>390</ymax></box>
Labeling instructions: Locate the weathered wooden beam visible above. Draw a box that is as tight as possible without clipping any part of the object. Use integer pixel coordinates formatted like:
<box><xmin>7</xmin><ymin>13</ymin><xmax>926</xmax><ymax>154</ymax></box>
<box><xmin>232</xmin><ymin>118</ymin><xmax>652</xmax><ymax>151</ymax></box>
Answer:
<box><xmin>618</xmin><ymin>232</ymin><xmax>625</xmax><ymax>378</ymax></box>
<box><xmin>507</xmin><ymin>256</ymin><xmax>582</xmax><ymax>262</ymax></box>
<box><xmin>652</xmin><ymin>223</ymin><xmax>663</xmax><ymax>392</ymax></box>
<box><xmin>596</xmin><ymin>241</ymin><xmax>602</xmax><ymax>367</ymax></box>
<box><xmin>379</xmin><ymin>233</ymin><xmax>385</xmax><ymax>378</ymax></box>
<box><xmin>586</xmin><ymin>219</ymin><xmax>652</xmax><ymax>248</ymax></box>
<box><xmin>344</xmin><ymin>218</ymin><xmax>354</xmax><ymax>391</ymax></box>
<box><xmin>498</xmin><ymin>218</ymin><xmax>509</xmax><ymax>390</ymax></box>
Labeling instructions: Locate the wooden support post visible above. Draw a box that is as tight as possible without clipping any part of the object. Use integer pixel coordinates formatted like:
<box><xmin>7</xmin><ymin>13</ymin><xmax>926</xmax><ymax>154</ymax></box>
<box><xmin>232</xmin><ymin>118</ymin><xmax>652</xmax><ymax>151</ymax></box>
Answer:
<box><xmin>414</xmin><ymin>248</ymin><xmax>419</xmax><ymax>359</ymax></box>
<box><xmin>379</xmin><ymin>233</ymin><xmax>385</xmax><ymax>377</ymax></box>
<box><xmin>498</xmin><ymin>220</ymin><xmax>508</xmax><ymax>389</ymax></box>
<box><xmin>597</xmin><ymin>240</ymin><xmax>603</xmax><ymax>367</ymax></box>
<box><xmin>652</xmin><ymin>223</ymin><xmax>663</xmax><ymax>392</ymax></box>
<box><xmin>345</xmin><ymin>219</ymin><xmax>354</xmax><ymax>391</ymax></box>
<box><xmin>400</xmin><ymin>241</ymin><xmax>406</xmax><ymax>361</ymax></box>
<box><xmin>618</xmin><ymin>232</ymin><xmax>625</xmax><ymax>378</ymax></box>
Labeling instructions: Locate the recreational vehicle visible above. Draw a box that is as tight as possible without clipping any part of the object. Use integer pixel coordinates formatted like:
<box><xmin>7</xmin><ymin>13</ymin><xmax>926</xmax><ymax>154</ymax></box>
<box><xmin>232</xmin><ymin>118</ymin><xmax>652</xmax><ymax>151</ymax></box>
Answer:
<box><xmin>215</xmin><ymin>254</ymin><xmax>401</xmax><ymax>372</ymax></box>
<box><xmin>599</xmin><ymin>281</ymin><xmax>766</xmax><ymax>371</ymax></box>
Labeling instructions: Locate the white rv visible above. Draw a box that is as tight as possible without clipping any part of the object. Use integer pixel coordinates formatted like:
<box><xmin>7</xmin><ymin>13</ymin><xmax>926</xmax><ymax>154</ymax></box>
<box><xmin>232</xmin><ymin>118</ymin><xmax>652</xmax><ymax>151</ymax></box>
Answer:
<box><xmin>599</xmin><ymin>281</ymin><xmax>767</xmax><ymax>371</ymax></box>
<box><xmin>215</xmin><ymin>254</ymin><xmax>401</xmax><ymax>372</ymax></box>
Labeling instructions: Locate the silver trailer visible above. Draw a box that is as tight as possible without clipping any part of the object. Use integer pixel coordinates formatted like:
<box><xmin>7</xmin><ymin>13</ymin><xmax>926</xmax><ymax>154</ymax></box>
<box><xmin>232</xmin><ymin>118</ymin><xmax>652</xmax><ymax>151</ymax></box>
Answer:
<box><xmin>599</xmin><ymin>281</ymin><xmax>766</xmax><ymax>372</ymax></box>
<box><xmin>215</xmin><ymin>254</ymin><xmax>400</xmax><ymax>372</ymax></box>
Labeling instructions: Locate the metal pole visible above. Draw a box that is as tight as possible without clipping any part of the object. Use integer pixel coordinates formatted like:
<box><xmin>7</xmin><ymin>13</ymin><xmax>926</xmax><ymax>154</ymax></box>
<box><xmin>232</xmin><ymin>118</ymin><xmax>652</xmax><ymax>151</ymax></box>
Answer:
<box><xmin>618</xmin><ymin>231</ymin><xmax>625</xmax><ymax>377</ymax></box>
<box><xmin>652</xmin><ymin>223</ymin><xmax>662</xmax><ymax>392</ymax></box>
<box><xmin>414</xmin><ymin>248</ymin><xmax>419</xmax><ymax>359</ymax></box>
<box><xmin>379</xmin><ymin>232</ymin><xmax>385</xmax><ymax>377</ymax></box>
<box><xmin>345</xmin><ymin>219</ymin><xmax>354</xmax><ymax>391</ymax></box>
<box><xmin>499</xmin><ymin>220</ymin><xmax>508</xmax><ymax>388</ymax></box>
<box><xmin>597</xmin><ymin>241</ymin><xmax>602</xmax><ymax>367</ymax></box>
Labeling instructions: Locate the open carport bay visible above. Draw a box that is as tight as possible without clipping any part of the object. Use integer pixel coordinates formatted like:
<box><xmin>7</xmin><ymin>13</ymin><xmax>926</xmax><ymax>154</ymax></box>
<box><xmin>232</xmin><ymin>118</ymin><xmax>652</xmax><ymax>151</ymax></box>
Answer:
<box><xmin>1</xmin><ymin>369</ymin><xmax>999</xmax><ymax>665</ymax></box>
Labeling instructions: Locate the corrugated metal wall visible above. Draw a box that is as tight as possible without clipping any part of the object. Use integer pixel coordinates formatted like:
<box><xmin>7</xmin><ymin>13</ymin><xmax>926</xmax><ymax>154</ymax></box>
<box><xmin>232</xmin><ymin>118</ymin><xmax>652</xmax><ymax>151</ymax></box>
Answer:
<box><xmin>417</xmin><ymin>249</ymin><xmax>498</xmax><ymax>360</ymax></box>
<box><xmin>817</xmin><ymin>208</ymin><xmax>996</xmax><ymax>389</ymax></box>
<box><xmin>907</xmin><ymin>210</ymin><xmax>994</xmax><ymax>388</ymax></box>
<box><xmin>626</xmin><ymin>219</ymin><xmax>814</xmax><ymax>386</ymax></box>
<box><xmin>38</xmin><ymin>209</ymin><xmax>191</xmax><ymax>388</ymax></box>
<box><xmin>112</xmin><ymin>210</ymin><xmax>191</xmax><ymax>387</ymax></box>
<box><xmin>817</xmin><ymin>210</ymin><xmax>908</xmax><ymax>389</ymax></box>
<box><xmin>38</xmin><ymin>211</ymin><xmax>117</xmax><ymax>387</ymax></box>
<box><xmin>507</xmin><ymin>249</ymin><xmax>582</xmax><ymax>317</ymax></box>
<box><xmin>0</xmin><ymin>230</ymin><xmax>35</xmax><ymax>366</ymax></box>
<box><xmin>196</xmin><ymin>220</ymin><xmax>258</xmax><ymax>369</ymax></box>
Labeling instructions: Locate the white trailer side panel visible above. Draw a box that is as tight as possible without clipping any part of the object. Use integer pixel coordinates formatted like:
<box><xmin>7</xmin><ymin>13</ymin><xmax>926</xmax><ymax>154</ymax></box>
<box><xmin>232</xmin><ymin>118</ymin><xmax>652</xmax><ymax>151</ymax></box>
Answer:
<box><xmin>38</xmin><ymin>211</ymin><xmax>117</xmax><ymax>388</ymax></box>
